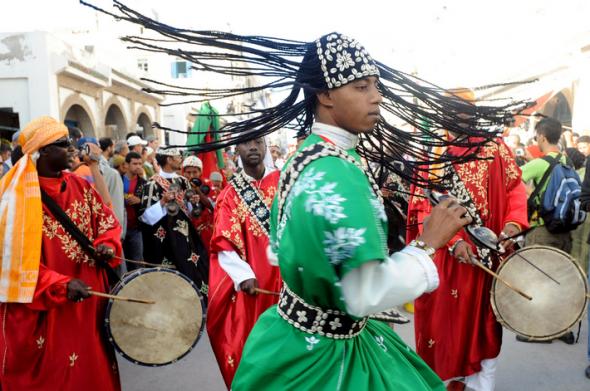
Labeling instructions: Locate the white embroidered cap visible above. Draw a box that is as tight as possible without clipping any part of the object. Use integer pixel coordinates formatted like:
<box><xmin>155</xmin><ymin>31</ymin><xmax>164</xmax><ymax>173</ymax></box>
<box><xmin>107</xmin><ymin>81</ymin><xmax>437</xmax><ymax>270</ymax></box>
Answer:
<box><xmin>315</xmin><ymin>32</ymin><xmax>380</xmax><ymax>89</ymax></box>
<box><xmin>156</xmin><ymin>147</ymin><xmax>182</xmax><ymax>157</ymax></box>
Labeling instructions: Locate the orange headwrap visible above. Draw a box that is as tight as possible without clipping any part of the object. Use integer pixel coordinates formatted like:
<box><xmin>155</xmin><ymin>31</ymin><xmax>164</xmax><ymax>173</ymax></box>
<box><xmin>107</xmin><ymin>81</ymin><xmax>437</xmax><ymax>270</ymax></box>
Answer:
<box><xmin>448</xmin><ymin>87</ymin><xmax>476</xmax><ymax>103</ymax></box>
<box><xmin>0</xmin><ymin>116</ymin><xmax>68</xmax><ymax>303</ymax></box>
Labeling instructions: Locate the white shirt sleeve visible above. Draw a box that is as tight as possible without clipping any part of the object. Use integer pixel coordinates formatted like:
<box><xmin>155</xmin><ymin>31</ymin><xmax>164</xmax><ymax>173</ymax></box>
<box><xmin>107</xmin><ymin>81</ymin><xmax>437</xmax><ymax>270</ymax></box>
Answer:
<box><xmin>341</xmin><ymin>245</ymin><xmax>439</xmax><ymax>318</ymax></box>
<box><xmin>218</xmin><ymin>250</ymin><xmax>256</xmax><ymax>291</ymax></box>
<box><xmin>139</xmin><ymin>202</ymin><xmax>166</xmax><ymax>226</ymax></box>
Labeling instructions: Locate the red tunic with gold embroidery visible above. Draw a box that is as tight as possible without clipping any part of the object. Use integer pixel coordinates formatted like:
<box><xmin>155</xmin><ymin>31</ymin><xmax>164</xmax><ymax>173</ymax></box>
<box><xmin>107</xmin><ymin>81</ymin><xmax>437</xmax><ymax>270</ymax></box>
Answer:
<box><xmin>207</xmin><ymin>170</ymin><xmax>282</xmax><ymax>389</ymax></box>
<box><xmin>407</xmin><ymin>140</ymin><xmax>528</xmax><ymax>381</ymax></box>
<box><xmin>0</xmin><ymin>172</ymin><xmax>122</xmax><ymax>391</ymax></box>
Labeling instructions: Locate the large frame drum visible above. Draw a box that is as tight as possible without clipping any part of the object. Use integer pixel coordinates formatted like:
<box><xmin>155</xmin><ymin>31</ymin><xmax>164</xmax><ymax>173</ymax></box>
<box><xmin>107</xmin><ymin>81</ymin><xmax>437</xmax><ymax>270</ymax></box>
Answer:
<box><xmin>105</xmin><ymin>268</ymin><xmax>206</xmax><ymax>366</ymax></box>
<box><xmin>491</xmin><ymin>245</ymin><xmax>588</xmax><ymax>341</ymax></box>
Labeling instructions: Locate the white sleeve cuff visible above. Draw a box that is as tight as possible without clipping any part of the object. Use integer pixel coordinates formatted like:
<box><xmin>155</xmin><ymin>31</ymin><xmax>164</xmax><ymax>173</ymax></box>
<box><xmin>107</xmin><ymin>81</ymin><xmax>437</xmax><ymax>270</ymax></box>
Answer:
<box><xmin>341</xmin><ymin>245</ymin><xmax>440</xmax><ymax>317</ymax></box>
<box><xmin>400</xmin><ymin>245</ymin><xmax>439</xmax><ymax>292</ymax></box>
<box><xmin>218</xmin><ymin>251</ymin><xmax>256</xmax><ymax>291</ymax></box>
<box><xmin>139</xmin><ymin>202</ymin><xmax>166</xmax><ymax>226</ymax></box>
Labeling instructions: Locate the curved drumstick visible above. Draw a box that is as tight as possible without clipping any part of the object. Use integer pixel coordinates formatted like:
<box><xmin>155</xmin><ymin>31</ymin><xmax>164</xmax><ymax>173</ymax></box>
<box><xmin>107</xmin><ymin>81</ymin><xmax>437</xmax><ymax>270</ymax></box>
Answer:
<box><xmin>471</xmin><ymin>258</ymin><xmax>532</xmax><ymax>301</ymax></box>
<box><xmin>114</xmin><ymin>256</ymin><xmax>176</xmax><ymax>269</ymax></box>
<box><xmin>89</xmin><ymin>245</ymin><xmax>176</xmax><ymax>269</ymax></box>
<box><xmin>254</xmin><ymin>288</ymin><xmax>280</xmax><ymax>296</ymax></box>
<box><xmin>88</xmin><ymin>290</ymin><xmax>156</xmax><ymax>304</ymax></box>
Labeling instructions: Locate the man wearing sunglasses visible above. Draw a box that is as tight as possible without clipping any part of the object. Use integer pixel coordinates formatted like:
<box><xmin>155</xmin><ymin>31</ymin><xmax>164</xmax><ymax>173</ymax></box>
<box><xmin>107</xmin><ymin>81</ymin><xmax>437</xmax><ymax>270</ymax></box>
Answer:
<box><xmin>0</xmin><ymin>117</ymin><xmax>123</xmax><ymax>391</ymax></box>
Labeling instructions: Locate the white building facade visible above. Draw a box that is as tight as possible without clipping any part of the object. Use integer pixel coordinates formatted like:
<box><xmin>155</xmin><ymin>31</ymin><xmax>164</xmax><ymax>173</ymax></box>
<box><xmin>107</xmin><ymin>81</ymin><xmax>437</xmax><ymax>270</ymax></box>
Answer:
<box><xmin>0</xmin><ymin>31</ymin><xmax>163</xmax><ymax>140</ymax></box>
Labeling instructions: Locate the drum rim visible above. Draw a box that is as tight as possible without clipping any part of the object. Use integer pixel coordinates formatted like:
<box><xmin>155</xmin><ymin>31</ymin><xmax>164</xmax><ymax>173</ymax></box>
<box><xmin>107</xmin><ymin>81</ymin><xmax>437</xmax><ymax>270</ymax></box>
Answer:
<box><xmin>491</xmin><ymin>245</ymin><xmax>589</xmax><ymax>341</ymax></box>
<box><xmin>104</xmin><ymin>267</ymin><xmax>207</xmax><ymax>367</ymax></box>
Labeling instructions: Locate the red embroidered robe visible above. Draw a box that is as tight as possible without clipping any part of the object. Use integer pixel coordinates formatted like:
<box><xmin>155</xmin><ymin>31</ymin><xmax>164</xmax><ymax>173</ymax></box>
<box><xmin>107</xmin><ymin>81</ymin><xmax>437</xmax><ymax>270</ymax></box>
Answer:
<box><xmin>0</xmin><ymin>172</ymin><xmax>122</xmax><ymax>391</ymax></box>
<box><xmin>207</xmin><ymin>170</ymin><xmax>282</xmax><ymax>389</ymax></box>
<box><xmin>407</xmin><ymin>140</ymin><xmax>528</xmax><ymax>380</ymax></box>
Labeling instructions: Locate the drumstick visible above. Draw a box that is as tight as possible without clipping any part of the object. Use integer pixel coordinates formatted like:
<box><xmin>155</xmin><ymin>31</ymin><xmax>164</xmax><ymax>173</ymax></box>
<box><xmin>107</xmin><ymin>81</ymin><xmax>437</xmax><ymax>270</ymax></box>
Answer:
<box><xmin>472</xmin><ymin>259</ymin><xmax>533</xmax><ymax>301</ymax></box>
<box><xmin>89</xmin><ymin>246</ymin><xmax>176</xmax><ymax>269</ymax></box>
<box><xmin>116</xmin><ymin>257</ymin><xmax>176</xmax><ymax>269</ymax></box>
<box><xmin>88</xmin><ymin>290</ymin><xmax>156</xmax><ymax>304</ymax></box>
<box><xmin>254</xmin><ymin>288</ymin><xmax>280</xmax><ymax>296</ymax></box>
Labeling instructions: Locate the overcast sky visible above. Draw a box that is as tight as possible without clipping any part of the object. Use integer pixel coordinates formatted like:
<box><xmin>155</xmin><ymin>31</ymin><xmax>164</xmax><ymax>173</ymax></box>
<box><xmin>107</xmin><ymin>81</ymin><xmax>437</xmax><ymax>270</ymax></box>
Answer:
<box><xmin>2</xmin><ymin>0</ymin><xmax>590</xmax><ymax>88</ymax></box>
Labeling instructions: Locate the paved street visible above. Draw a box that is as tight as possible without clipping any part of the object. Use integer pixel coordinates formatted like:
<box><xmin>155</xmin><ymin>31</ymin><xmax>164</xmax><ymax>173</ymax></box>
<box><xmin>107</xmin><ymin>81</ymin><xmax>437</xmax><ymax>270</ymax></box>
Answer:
<box><xmin>119</xmin><ymin>315</ymin><xmax>589</xmax><ymax>391</ymax></box>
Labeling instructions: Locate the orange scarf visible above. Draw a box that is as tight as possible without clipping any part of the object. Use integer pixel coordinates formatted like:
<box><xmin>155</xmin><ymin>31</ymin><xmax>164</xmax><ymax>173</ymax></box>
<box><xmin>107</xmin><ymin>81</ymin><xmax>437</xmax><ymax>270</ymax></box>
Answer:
<box><xmin>0</xmin><ymin>117</ymin><xmax>68</xmax><ymax>303</ymax></box>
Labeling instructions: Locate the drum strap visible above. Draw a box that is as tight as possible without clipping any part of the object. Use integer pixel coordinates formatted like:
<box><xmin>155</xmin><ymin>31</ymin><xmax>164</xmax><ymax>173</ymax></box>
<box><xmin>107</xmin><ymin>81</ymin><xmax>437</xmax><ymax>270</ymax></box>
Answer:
<box><xmin>229</xmin><ymin>171</ymin><xmax>272</xmax><ymax>237</ymax></box>
<box><xmin>40</xmin><ymin>189</ymin><xmax>121</xmax><ymax>285</ymax></box>
<box><xmin>443</xmin><ymin>165</ymin><xmax>492</xmax><ymax>267</ymax></box>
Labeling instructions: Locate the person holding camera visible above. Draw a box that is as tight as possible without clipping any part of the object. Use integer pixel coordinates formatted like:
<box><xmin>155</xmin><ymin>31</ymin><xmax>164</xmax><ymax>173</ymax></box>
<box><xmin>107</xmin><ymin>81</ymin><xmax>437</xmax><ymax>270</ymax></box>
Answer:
<box><xmin>138</xmin><ymin>148</ymin><xmax>209</xmax><ymax>300</ymax></box>
<box><xmin>182</xmin><ymin>156</ymin><xmax>215</xmax><ymax>253</ymax></box>
<box><xmin>71</xmin><ymin>137</ymin><xmax>113</xmax><ymax>208</ymax></box>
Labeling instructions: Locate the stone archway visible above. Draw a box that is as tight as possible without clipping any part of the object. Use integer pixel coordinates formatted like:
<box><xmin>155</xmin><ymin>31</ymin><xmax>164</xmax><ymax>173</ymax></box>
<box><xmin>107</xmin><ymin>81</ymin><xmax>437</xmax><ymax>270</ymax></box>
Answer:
<box><xmin>136</xmin><ymin>111</ymin><xmax>153</xmax><ymax>137</ymax></box>
<box><xmin>61</xmin><ymin>95</ymin><xmax>97</xmax><ymax>137</ymax></box>
<box><xmin>542</xmin><ymin>90</ymin><xmax>573</xmax><ymax>127</ymax></box>
<box><xmin>105</xmin><ymin>104</ymin><xmax>128</xmax><ymax>140</ymax></box>
<box><xmin>64</xmin><ymin>104</ymin><xmax>96</xmax><ymax>137</ymax></box>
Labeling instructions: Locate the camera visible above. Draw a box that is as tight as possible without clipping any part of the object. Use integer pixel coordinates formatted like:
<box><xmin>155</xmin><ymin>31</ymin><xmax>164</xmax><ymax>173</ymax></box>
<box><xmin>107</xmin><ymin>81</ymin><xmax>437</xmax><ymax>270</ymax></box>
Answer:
<box><xmin>185</xmin><ymin>189</ymin><xmax>204</xmax><ymax>217</ymax></box>
<box><xmin>79</xmin><ymin>144</ymin><xmax>90</xmax><ymax>157</ymax></box>
<box><xmin>165</xmin><ymin>183</ymin><xmax>182</xmax><ymax>216</ymax></box>
<box><xmin>190</xmin><ymin>178</ymin><xmax>211</xmax><ymax>195</ymax></box>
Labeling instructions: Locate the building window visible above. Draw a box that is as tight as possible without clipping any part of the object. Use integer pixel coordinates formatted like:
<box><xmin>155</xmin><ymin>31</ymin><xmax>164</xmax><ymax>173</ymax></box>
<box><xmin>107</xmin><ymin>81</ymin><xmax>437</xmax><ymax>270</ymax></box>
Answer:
<box><xmin>137</xmin><ymin>59</ymin><xmax>149</xmax><ymax>72</ymax></box>
<box><xmin>171</xmin><ymin>60</ymin><xmax>190</xmax><ymax>78</ymax></box>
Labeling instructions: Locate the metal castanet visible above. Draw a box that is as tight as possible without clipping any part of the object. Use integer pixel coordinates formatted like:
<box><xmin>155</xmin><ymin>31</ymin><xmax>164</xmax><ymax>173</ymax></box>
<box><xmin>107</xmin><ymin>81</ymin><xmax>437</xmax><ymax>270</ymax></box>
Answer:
<box><xmin>427</xmin><ymin>190</ymin><xmax>536</xmax><ymax>299</ymax></box>
<box><xmin>491</xmin><ymin>246</ymin><xmax>589</xmax><ymax>341</ymax></box>
<box><xmin>105</xmin><ymin>268</ymin><xmax>206</xmax><ymax>366</ymax></box>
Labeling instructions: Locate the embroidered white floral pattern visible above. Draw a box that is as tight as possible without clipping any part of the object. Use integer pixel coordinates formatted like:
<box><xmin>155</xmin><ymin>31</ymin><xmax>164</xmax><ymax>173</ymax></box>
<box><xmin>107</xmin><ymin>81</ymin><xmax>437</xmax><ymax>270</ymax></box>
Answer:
<box><xmin>305</xmin><ymin>336</ymin><xmax>320</xmax><ymax>351</ymax></box>
<box><xmin>323</xmin><ymin>227</ymin><xmax>366</xmax><ymax>265</ymax></box>
<box><xmin>277</xmin><ymin>168</ymin><xmax>326</xmax><ymax>241</ymax></box>
<box><xmin>305</xmin><ymin>182</ymin><xmax>347</xmax><ymax>224</ymax></box>
<box><xmin>375</xmin><ymin>336</ymin><xmax>388</xmax><ymax>352</ymax></box>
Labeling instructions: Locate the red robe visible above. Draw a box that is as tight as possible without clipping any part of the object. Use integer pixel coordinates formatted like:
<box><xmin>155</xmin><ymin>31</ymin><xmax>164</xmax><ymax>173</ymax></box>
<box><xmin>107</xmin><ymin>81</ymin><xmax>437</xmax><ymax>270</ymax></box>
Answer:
<box><xmin>408</xmin><ymin>140</ymin><xmax>528</xmax><ymax>380</ymax></box>
<box><xmin>207</xmin><ymin>170</ymin><xmax>282</xmax><ymax>389</ymax></box>
<box><xmin>0</xmin><ymin>172</ymin><xmax>122</xmax><ymax>391</ymax></box>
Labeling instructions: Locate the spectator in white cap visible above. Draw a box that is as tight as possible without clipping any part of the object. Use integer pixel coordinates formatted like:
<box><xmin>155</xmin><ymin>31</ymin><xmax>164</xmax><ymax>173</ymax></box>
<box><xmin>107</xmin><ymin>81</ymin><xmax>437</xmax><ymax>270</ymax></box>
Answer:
<box><xmin>127</xmin><ymin>135</ymin><xmax>147</xmax><ymax>154</ymax></box>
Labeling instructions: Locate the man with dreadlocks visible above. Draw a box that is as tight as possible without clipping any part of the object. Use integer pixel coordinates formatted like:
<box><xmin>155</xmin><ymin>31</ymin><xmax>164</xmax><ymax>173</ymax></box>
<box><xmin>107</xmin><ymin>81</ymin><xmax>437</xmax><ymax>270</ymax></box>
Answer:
<box><xmin>229</xmin><ymin>34</ymin><xmax>472</xmax><ymax>390</ymax></box>
<box><xmin>407</xmin><ymin>89</ymin><xmax>529</xmax><ymax>391</ymax></box>
<box><xmin>79</xmin><ymin>4</ymin><xmax>525</xmax><ymax>389</ymax></box>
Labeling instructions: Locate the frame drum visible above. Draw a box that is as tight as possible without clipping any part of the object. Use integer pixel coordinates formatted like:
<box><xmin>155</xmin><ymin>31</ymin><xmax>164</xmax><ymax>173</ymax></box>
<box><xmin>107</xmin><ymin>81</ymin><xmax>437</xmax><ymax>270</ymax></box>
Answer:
<box><xmin>491</xmin><ymin>245</ymin><xmax>588</xmax><ymax>341</ymax></box>
<box><xmin>105</xmin><ymin>268</ymin><xmax>206</xmax><ymax>366</ymax></box>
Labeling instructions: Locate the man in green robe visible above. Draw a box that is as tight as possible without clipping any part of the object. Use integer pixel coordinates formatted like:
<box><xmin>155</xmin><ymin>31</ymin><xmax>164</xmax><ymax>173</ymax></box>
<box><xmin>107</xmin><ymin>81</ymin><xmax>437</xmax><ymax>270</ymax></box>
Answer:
<box><xmin>232</xmin><ymin>33</ymin><xmax>472</xmax><ymax>391</ymax></box>
<box><xmin>79</xmin><ymin>6</ymin><xmax>518</xmax><ymax>387</ymax></box>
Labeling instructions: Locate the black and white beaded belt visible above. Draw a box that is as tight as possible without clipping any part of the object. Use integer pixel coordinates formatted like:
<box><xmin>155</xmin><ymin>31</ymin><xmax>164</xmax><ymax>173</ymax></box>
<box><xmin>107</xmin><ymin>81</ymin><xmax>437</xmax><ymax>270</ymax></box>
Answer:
<box><xmin>276</xmin><ymin>285</ymin><xmax>368</xmax><ymax>339</ymax></box>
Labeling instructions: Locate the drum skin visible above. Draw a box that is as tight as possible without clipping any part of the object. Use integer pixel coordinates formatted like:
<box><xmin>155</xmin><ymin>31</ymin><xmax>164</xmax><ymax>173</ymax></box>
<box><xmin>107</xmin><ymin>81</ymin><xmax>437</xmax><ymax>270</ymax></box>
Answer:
<box><xmin>492</xmin><ymin>245</ymin><xmax>588</xmax><ymax>341</ymax></box>
<box><xmin>105</xmin><ymin>268</ymin><xmax>205</xmax><ymax>366</ymax></box>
